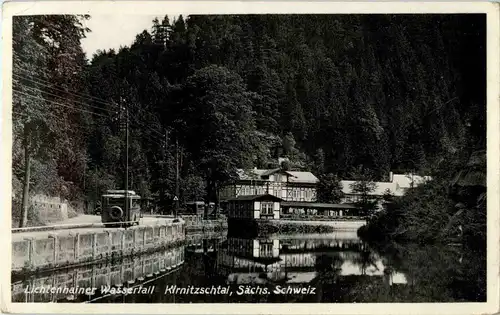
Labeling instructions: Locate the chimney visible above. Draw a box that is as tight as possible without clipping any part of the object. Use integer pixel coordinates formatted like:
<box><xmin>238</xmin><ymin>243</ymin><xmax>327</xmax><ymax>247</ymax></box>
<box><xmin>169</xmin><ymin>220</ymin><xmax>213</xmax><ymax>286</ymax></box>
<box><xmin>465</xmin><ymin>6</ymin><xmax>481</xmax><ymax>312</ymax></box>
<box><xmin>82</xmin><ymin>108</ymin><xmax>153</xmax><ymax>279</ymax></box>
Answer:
<box><xmin>389</xmin><ymin>171</ymin><xmax>394</xmax><ymax>182</ymax></box>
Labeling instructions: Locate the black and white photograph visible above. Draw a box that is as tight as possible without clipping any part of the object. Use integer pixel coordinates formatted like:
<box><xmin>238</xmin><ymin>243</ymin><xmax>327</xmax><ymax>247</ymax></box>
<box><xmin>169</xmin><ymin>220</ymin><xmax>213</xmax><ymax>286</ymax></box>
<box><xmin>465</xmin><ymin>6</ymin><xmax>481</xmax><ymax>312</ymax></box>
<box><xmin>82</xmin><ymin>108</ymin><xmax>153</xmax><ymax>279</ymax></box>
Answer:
<box><xmin>2</xmin><ymin>1</ymin><xmax>499</xmax><ymax>314</ymax></box>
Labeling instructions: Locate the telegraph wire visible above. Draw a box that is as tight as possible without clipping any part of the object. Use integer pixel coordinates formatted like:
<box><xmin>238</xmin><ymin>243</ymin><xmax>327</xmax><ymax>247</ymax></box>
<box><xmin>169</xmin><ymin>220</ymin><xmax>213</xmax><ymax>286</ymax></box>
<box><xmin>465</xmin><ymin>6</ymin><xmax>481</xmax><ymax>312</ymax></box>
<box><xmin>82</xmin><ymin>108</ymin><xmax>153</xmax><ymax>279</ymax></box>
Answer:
<box><xmin>13</xmin><ymin>89</ymin><xmax>110</xmax><ymax>118</ymax></box>
<box><xmin>12</xmin><ymin>71</ymin><xmax>117</xmax><ymax>109</ymax></box>
<box><xmin>18</xmin><ymin>84</ymin><xmax>118</xmax><ymax>115</ymax></box>
<box><xmin>13</xmin><ymin>88</ymin><xmax>168</xmax><ymax>145</ymax></box>
<box><xmin>14</xmin><ymin>73</ymin><xmax>166</xmax><ymax>138</ymax></box>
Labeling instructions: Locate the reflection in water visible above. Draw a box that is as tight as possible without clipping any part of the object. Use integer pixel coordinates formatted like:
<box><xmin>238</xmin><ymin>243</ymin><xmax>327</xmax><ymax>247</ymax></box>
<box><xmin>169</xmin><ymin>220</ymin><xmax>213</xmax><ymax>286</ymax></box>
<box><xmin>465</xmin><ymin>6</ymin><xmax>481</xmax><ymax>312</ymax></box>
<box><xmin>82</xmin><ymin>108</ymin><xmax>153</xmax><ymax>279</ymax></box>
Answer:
<box><xmin>11</xmin><ymin>230</ymin><xmax>485</xmax><ymax>303</ymax></box>
<box><xmin>216</xmin><ymin>235</ymin><xmax>406</xmax><ymax>287</ymax></box>
<box><xmin>11</xmin><ymin>246</ymin><xmax>185</xmax><ymax>303</ymax></box>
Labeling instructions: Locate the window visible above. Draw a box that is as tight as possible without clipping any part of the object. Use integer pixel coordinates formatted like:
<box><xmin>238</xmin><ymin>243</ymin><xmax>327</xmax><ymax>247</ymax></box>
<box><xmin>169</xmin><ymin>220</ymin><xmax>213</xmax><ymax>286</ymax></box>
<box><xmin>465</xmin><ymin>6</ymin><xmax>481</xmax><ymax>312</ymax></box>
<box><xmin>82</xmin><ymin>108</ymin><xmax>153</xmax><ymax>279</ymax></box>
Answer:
<box><xmin>260</xmin><ymin>243</ymin><xmax>273</xmax><ymax>257</ymax></box>
<box><xmin>261</xmin><ymin>202</ymin><xmax>273</xmax><ymax>215</ymax></box>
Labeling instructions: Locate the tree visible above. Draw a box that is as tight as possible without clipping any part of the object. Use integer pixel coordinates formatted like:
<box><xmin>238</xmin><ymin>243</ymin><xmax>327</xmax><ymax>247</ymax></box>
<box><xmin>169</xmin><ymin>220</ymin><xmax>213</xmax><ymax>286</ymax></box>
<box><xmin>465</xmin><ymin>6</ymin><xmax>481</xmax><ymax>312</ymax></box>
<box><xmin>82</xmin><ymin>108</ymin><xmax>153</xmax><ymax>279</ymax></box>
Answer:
<box><xmin>12</xmin><ymin>15</ymin><xmax>89</xmax><ymax>227</ymax></box>
<box><xmin>12</xmin><ymin>16</ymin><xmax>51</xmax><ymax>227</ymax></box>
<box><xmin>317</xmin><ymin>173</ymin><xmax>344</xmax><ymax>203</ymax></box>
<box><xmin>383</xmin><ymin>188</ymin><xmax>394</xmax><ymax>202</ymax></box>
<box><xmin>176</xmin><ymin>65</ymin><xmax>257</xmax><ymax>218</ymax></box>
<box><xmin>349</xmin><ymin>166</ymin><xmax>378</xmax><ymax>215</ymax></box>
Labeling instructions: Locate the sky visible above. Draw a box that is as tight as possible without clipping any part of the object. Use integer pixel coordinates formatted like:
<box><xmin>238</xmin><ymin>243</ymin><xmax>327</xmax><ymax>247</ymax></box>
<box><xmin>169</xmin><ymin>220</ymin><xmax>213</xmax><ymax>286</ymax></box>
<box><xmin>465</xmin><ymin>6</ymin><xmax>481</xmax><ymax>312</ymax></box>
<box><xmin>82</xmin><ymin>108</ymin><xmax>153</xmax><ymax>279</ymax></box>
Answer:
<box><xmin>80</xmin><ymin>15</ymin><xmax>166</xmax><ymax>59</ymax></box>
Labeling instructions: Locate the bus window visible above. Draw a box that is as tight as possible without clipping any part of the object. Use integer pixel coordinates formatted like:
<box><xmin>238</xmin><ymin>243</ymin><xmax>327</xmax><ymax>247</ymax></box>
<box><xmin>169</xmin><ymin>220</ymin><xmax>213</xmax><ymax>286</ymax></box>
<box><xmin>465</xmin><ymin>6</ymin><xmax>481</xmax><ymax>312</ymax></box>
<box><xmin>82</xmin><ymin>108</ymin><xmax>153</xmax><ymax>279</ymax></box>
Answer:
<box><xmin>131</xmin><ymin>198</ymin><xmax>139</xmax><ymax>209</ymax></box>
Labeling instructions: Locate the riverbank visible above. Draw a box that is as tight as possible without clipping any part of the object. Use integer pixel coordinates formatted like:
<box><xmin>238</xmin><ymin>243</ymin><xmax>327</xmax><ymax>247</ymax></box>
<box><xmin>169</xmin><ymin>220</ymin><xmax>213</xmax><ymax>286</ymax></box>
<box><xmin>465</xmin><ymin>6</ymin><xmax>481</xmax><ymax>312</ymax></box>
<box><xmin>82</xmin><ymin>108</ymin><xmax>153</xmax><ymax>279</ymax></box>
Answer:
<box><xmin>228</xmin><ymin>218</ymin><xmax>366</xmax><ymax>237</ymax></box>
<box><xmin>358</xmin><ymin>150</ymin><xmax>486</xmax><ymax>247</ymax></box>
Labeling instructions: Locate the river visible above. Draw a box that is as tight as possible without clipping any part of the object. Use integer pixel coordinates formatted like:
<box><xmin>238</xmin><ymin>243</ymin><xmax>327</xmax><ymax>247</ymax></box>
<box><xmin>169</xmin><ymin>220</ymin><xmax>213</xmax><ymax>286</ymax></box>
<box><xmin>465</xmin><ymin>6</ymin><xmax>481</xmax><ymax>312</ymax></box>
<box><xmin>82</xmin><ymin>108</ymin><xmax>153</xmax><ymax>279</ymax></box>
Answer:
<box><xmin>11</xmin><ymin>229</ymin><xmax>486</xmax><ymax>303</ymax></box>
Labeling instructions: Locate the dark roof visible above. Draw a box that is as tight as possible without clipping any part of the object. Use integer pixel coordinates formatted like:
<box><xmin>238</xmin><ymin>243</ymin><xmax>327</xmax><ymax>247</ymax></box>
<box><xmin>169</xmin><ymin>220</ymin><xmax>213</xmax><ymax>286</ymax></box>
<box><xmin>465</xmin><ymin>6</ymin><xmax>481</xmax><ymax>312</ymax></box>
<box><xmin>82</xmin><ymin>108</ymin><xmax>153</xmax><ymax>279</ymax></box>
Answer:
<box><xmin>281</xmin><ymin>202</ymin><xmax>357</xmax><ymax>209</ymax></box>
<box><xmin>228</xmin><ymin>194</ymin><xmax>283</xmax><ymax>202</ymax></box>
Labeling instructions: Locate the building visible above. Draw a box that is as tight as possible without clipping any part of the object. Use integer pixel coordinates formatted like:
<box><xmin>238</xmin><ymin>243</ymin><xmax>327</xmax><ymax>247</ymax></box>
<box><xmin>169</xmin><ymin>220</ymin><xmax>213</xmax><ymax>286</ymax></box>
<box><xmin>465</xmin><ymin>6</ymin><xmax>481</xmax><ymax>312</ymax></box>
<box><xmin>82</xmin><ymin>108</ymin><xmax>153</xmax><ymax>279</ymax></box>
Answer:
<box><xmin>226</xmin><ymin>194</ymin><xmax>283</xmax><ymax>220</ymax></box>
<box><xmin>219</xmin><ymin>168</ymin><xmax>319</xmax><ymax>202</ymax></box>
<box><xmin>340</xmin><ymin>171</ymin><xmax>432</xmax><ymax>203</ymax></box>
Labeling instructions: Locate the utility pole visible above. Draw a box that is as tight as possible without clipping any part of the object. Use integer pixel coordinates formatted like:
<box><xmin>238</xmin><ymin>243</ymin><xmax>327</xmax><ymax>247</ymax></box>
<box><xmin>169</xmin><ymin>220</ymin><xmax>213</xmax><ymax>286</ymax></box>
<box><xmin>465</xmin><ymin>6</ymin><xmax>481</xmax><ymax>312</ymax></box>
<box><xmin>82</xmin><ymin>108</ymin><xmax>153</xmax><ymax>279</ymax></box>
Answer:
<box><xmin>124</xmin><ymin>106</ymin><xmax>129</xmax><ymax>220</ymax></box>
<box><xmin>95</xmin><ymin>165</ymin><xmax>98</xmax><ymax>206</ymax></box>
<box><xmin>83</xmin><ymin>162</ymin><xmax>86</xmax><ymax>191</ymax></box>
<box><xmin>162</xmin><ymin>128</ymin><xmax>169</xmax><ymax>215</ymax></box>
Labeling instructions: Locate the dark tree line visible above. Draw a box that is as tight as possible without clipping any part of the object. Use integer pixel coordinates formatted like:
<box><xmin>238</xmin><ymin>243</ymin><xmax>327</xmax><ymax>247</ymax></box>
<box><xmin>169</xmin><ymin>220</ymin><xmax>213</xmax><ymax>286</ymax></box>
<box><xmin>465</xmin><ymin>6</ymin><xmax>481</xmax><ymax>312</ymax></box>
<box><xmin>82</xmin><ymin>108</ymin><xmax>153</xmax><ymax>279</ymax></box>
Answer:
<box><xmin>12</xmin><ymin>14</ymin><xmax>486</xmax><ymax>224</ymax></box>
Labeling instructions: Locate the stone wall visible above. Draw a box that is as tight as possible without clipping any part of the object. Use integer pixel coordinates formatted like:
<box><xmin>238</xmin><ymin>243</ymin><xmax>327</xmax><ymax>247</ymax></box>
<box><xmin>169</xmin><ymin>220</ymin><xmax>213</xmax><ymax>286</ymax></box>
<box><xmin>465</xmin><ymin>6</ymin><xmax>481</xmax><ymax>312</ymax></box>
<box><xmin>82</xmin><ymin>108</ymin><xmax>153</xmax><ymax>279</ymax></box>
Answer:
<box><xmin>12</xmin><ymin>220</ymin><xmax>185</xmax><ymax>274</ymax></box>
<box><xmin>31</xmin><ymin>195</ymin><xmax>69</xmax><ymax>223</ymax></box>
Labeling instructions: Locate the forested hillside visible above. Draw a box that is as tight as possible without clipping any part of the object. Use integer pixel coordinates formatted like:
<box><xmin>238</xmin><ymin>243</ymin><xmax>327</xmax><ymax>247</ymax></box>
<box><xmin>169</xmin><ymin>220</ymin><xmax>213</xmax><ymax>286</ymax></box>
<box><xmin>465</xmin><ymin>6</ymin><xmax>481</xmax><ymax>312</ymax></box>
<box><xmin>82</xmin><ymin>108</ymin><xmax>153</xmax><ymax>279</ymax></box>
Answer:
<box><xmin>12</xmin><ymin>14</ymin><xmax>486</xmax><ymax>220</ymax></box>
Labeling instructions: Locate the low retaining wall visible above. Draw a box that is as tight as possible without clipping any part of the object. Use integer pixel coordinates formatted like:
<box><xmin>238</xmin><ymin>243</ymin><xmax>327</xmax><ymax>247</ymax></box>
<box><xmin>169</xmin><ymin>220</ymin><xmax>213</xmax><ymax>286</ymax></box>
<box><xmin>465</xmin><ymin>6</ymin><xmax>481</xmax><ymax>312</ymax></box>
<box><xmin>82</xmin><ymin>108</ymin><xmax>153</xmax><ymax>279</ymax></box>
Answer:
<box><xmin>12</xmin><ymin>220</ymin><xmax>185</xmax><ymax>274</ymax></box>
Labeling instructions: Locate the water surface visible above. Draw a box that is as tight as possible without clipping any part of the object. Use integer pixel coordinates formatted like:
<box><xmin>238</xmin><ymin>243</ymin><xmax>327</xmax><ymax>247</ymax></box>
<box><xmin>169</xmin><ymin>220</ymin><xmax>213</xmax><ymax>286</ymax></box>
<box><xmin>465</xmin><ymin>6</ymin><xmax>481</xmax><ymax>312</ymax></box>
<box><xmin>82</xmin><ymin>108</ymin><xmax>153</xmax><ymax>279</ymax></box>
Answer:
<box><xmin>12</xmin><ymin>230</ymin><xmax>486</xmax><ymax>303</ymax></box>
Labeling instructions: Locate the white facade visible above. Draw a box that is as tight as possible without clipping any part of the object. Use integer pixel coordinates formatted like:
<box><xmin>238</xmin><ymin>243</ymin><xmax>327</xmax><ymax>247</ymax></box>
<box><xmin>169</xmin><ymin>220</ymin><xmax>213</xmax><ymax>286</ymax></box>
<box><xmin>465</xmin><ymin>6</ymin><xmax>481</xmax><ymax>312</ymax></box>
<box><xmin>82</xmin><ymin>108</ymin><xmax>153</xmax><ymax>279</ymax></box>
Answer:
<box><xmin>340</xmin><ymin>171</ymin><xmax>432</xmax><ymax>203</ymax></box>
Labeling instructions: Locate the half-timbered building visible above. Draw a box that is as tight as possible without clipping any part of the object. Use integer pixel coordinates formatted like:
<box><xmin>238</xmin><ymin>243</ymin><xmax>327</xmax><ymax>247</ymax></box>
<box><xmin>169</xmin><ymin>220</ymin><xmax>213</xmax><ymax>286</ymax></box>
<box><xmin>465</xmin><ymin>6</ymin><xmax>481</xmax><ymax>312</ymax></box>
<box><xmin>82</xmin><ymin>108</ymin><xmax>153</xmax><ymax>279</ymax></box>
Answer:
<box><xmin>220</xmin><ymin>168</ymin><xmax>319</xmax><ymax>202</ymax></box>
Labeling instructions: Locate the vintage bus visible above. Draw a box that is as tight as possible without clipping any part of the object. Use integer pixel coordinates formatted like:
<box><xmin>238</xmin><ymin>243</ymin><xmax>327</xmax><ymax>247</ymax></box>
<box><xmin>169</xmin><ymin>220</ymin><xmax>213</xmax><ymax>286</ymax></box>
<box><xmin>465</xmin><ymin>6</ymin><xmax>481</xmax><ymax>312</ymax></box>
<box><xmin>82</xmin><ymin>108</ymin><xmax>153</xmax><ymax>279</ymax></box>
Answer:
<box><xmin>101</xmin><ymin>190</ymin><xmax>141</xmax><ymax>227</ymax></box>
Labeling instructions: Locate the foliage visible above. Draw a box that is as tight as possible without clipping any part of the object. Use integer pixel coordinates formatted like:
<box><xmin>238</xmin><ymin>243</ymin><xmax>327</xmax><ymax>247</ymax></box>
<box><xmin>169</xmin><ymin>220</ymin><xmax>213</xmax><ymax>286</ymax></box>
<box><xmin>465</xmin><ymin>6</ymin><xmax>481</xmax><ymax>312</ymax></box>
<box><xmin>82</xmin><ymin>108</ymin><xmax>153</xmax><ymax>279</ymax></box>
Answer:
<box><xmin>317</xmin><ymin>173</ymin><xmax>344</xmax><ymax>203</ymax></box>
<box><xmin>348</xmin><ymin>166</ymin><xmax>379</xmax><ymax>215</ymax></box>
<box><xmin>359</xmin><ymin>150</ymin><xmax>486</xmax><ymax>249</ymax></box>
<box><xmin>174</xmin><ymin>65</ymin><xmax>257</xmax><ymax>214</ymax></box>
<box><xmin>383</xmin><ymin>188</ymin><xmax>394</xmax><ymax>202</ymax></box>
<box><xmin>12</xmin><ymin>15</ymin><xmax>90</xmax><ymax>226</ymax></box>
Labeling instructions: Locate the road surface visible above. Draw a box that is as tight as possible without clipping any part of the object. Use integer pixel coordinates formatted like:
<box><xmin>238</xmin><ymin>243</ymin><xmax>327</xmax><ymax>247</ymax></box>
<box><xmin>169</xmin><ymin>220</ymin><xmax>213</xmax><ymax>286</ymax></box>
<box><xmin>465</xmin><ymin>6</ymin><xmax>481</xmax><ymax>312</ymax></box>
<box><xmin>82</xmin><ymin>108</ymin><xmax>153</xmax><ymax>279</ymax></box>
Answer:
<box><xmin>12</xmin><ymin>215</ymin><xmax>176</xmax><ymax>241</ymax></box>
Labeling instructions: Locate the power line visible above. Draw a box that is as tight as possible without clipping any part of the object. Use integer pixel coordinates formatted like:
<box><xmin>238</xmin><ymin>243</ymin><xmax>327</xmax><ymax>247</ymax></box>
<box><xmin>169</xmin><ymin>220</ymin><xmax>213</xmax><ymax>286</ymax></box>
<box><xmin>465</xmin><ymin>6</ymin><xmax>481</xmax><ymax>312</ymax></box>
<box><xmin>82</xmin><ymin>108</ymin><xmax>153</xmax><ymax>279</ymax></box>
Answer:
<box><xmin>12</xmin><ymin>67</ymin><xmax>117</xmax><ymax>105</ymax></box>
<box><xmin>14</xmin><ymin>87</ymin><xmax>170</xmax><ymax>147</ymax></box>
<box><xmin>14</xmin><ymin>68</ymin><xmax>169</xmax><ymax>137</ymax></box>
<box><xmin>14</xmin><ymin>72</ymin><xmax>167</xmax><ymax>139</ymax></box>
<box><xmin>128</xmin><ymin>115</ymin><xmax>164</xmax><ymax>138</ymax></box>
<box><xmin>18</xmin><ymin>84</ymin><xmax>118</xmax><ymax>115</ymax></box>
<box><xmin>14</xmin><ymin>101</ymin><xmax>166</xmax><ymax>146</ymax></box>
<box><xmin>12</xmin><ymin>111</ymin><xmax>99</xmax><ymax>134</ymax></box>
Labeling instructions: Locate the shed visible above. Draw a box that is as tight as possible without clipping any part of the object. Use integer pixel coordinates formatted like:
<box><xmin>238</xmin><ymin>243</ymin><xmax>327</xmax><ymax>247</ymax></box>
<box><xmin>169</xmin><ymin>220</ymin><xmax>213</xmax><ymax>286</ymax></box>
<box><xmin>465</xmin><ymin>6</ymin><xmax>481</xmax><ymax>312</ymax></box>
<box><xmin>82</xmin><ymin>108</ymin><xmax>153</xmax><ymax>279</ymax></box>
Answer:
<box><xmin>227</xmin><ymin>194</ymin><xmax>283</xmax><ymax>220</ymax></box>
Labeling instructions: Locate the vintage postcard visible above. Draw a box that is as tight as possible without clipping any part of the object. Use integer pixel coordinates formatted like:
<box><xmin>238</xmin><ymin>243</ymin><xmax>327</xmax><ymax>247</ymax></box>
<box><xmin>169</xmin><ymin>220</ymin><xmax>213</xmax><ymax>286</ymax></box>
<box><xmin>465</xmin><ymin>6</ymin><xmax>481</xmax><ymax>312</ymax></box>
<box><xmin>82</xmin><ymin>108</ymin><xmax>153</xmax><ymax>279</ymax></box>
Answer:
<box><xmin>1</xmin><ymin>1</ymin><xmax>499</xmax><ymax>314</ymax></box>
